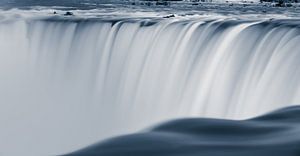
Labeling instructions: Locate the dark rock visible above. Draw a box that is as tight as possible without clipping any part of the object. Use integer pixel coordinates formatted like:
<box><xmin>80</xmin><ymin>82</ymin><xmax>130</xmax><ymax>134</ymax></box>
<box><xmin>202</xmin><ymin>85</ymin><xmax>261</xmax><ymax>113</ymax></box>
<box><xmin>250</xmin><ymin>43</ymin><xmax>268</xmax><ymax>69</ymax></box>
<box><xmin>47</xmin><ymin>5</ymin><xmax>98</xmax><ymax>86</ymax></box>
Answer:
<box><xmin>163</xmin><ymin>14</ymin><xmax>175</xmax><ymax>18</ymax></box>
<box><xmin>64</xmin><ymin>11</ymin><xmax>73</xmax><ymax>16</ymax></box>
<box><xmin>274</xmin><ymin>0</ymin><xmax>284</xmax><ymax>7</ymax></box>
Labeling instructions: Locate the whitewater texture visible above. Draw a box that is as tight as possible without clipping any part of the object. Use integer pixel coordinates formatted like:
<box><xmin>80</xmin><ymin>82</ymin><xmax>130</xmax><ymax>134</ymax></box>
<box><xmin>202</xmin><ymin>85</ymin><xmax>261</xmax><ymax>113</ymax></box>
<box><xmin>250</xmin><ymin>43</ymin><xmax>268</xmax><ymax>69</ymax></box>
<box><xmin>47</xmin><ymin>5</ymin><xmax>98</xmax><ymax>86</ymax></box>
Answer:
<box><xmin>69</xmin><ymin>106</ymin><xmax>300</xmax><ymax>156</ymax></box>
<box><xmin>0</xmin><ymin>8</ymin><xmax>300</xmax><ymax>155</ymax></box>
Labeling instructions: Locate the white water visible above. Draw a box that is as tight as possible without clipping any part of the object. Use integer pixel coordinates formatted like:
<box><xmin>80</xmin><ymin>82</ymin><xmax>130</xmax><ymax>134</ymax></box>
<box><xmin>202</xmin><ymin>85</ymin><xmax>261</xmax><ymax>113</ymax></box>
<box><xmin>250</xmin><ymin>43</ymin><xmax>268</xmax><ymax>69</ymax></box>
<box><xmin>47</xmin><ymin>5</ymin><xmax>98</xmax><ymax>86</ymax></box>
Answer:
<box><xmin>0</xmin><ymin>16</ymin><xmax>300</xmax><ymax>155</ymax></box>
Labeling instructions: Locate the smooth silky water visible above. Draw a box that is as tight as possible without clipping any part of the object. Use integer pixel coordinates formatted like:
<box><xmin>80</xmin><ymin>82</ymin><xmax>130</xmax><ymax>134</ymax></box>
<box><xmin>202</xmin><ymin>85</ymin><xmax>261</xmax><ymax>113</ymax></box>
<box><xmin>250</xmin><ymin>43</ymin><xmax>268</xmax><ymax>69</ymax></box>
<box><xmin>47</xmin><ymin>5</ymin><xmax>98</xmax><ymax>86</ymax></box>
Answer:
<box><xmin>0</xmin><ymin>2</ymin><xmax>300</xmax><ymax>155</ymax></box>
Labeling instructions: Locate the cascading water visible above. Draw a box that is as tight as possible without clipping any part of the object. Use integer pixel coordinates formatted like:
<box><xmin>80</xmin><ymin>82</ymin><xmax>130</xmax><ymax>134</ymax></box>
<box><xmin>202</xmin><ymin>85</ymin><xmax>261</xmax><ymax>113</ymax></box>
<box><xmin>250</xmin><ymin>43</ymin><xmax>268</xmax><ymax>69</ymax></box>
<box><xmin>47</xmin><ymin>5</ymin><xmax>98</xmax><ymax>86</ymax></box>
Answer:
<box><xmin>1</xmin><ymin>11</ymin><xmax>300</xmax><ymax>155</ymax></box>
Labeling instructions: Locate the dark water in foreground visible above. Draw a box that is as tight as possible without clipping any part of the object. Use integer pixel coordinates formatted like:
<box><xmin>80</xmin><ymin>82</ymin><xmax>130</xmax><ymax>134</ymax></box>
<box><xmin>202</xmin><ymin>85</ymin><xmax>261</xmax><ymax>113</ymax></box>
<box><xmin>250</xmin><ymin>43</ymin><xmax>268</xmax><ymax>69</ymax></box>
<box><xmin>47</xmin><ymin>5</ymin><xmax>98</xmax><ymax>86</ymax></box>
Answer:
<box><xmin>68</xmin><ymin>106</ymin><xmax>300</xmax><ymax>156</ymax></box>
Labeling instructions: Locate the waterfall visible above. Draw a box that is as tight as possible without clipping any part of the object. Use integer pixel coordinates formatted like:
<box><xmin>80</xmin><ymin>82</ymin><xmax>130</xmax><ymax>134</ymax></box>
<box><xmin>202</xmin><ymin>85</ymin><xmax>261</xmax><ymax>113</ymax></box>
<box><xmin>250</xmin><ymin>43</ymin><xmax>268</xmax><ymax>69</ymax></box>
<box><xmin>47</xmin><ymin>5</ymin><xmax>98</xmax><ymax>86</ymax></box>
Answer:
<box><xmin>0</xmin><ymin>17</ymin><xmax>300</xmax><ymax>155</ymax></box>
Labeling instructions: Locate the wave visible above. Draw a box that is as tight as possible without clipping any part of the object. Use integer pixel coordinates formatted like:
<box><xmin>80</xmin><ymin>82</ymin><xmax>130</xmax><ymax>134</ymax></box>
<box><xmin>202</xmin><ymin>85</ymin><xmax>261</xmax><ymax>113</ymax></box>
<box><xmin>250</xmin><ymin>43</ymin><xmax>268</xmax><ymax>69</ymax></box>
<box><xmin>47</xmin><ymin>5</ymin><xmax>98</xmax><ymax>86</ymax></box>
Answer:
<box><xmin>68</xmin><ymin>106</ymin><xmax>300</xmax><ymax>156</ymax></box>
